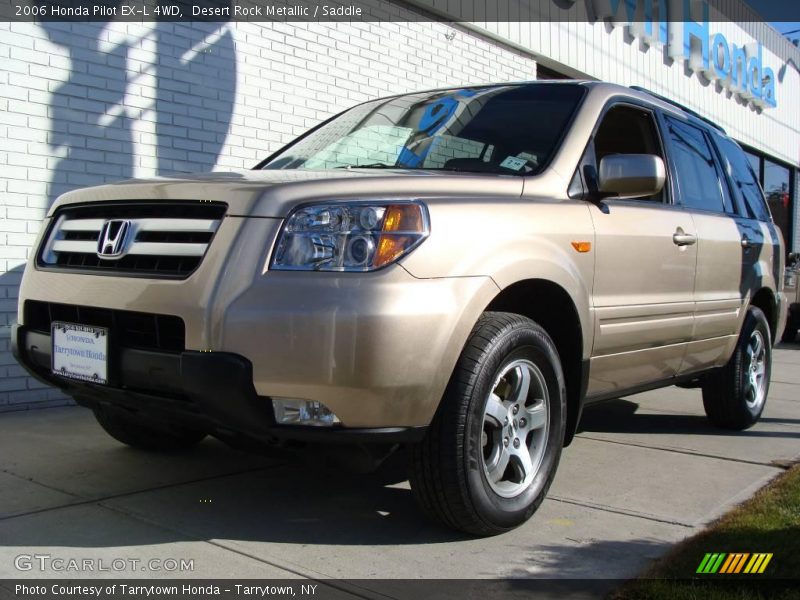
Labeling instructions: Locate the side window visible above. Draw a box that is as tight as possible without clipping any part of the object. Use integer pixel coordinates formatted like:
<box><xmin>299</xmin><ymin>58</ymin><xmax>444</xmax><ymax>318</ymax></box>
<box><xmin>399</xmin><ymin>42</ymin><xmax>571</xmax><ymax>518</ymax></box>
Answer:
<box><xmin>592</xmin><ymin>105</ymin><xmax>664</xmax><ymax>201</ymax></box>
<box><xmin>663</xmin><ymin>117</ymin><xmax>729</xmax><ymax>213</ymax></box>
<box><xmin>712</xmin><ymin>134</ymin><xmax>770</xmax><ymax>221</ymax></box>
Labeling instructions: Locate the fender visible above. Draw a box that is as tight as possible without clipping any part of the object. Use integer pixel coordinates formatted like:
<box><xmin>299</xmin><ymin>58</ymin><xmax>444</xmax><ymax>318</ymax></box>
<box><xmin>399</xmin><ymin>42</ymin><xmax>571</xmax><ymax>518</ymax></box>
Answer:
<box><xmin>401</xmin><ymin>196</ymin><xmax>596</xmax><ymax>361</ymax></box>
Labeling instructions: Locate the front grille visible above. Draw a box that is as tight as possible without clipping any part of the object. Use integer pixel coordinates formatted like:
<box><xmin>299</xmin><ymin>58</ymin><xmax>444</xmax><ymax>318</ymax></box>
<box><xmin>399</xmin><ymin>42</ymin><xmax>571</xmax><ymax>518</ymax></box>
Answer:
<box><xmin>38</xmin><ymin>202</ymin><xmax>227</xmax><ymax>278</ymax></box>
<box><xmin>25</xmin><ymin>301</ymin><xmax>186</xmax><ymax>353</ymax></box>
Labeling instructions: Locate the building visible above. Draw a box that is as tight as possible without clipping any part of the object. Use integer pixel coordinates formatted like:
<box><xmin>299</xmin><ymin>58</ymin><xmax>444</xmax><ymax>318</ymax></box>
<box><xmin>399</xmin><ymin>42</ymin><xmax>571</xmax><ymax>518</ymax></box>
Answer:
<box><xmin>1</xmin><ymin>0</ymin><xmax>798</xmax><ymax>410</ymax></box>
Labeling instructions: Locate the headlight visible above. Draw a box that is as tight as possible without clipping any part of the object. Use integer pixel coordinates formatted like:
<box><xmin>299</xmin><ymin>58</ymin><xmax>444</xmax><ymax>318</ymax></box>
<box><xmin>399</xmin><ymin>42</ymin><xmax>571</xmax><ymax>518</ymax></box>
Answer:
<box><xmin>271</xmin><ymin>201</ymin><xmax>429</xmax><ymax>272</ymax></box>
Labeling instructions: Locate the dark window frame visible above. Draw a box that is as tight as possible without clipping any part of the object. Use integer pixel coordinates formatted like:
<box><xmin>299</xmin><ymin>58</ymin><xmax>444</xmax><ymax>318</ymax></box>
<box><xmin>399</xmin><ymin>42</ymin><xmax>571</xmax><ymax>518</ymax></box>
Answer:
<box><xmin>740</xmin><ymin>145</ymin><xmax>797</xmax><ymax>252</ymax></box>
<box><xmin>763</xmin><ymin>157</ymin><xmax>793</xmax><ymax>245</ymax></box>
<box><xmin>570</xmin><ymin>98</ymin><xmax>675</xmax><ymax>207</ymax></box>
<box><xmin>658</xmin><ymin>113</ymin><xmax>734</xmax><ymax>216</ymax></box>
<box><xmin>708</xmin><ymin>132</ymin><xmax>770</xmax><ymax>222</ymax></box>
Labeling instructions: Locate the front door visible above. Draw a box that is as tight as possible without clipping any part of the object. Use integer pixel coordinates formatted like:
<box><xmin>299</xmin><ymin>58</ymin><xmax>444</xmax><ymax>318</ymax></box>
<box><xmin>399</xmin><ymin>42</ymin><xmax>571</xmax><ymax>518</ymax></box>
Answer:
<box><xmin>589</xmin><ymin>202</ymin><xmax>698</xmax><ymax>396</ymax></box>
<box><xmin>585</xmin><ymin>104</ymin><xmax>698</xmax><ymax>397</ymax></box>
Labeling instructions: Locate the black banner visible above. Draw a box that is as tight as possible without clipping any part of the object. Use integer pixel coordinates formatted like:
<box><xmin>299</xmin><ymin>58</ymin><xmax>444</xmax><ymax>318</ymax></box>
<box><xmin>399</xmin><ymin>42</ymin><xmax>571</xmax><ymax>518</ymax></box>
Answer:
<box><xmin>0</xmin><ymin>579</ymin><xmax>614</xmax><ymax>600</ymax></box>
<box><xmin>0</xmin><ymin>0</ymin><xmax>797</xmax><ymax>23</ymax></box>
<box><xmin>3</xmin><ymin>579</ymin><xmax>800</xmax><ymax>600</ymax></box>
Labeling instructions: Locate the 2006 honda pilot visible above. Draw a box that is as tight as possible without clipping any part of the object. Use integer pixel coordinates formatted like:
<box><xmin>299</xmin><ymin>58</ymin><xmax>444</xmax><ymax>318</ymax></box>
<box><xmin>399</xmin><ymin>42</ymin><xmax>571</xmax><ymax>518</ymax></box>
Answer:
<box><xmin>14</xmin><ymin>82</ymin><xmax>787</xmax><ymax>535</ymax></box>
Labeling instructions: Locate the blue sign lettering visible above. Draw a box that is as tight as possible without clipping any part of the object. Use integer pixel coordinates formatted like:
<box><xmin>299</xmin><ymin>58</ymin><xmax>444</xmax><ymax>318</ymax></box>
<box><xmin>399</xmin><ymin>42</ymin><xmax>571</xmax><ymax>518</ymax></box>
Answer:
<box><xmin>593</xmin><ymin>0</ymin><xmax>777</xmax><ymax>108</ymax></box>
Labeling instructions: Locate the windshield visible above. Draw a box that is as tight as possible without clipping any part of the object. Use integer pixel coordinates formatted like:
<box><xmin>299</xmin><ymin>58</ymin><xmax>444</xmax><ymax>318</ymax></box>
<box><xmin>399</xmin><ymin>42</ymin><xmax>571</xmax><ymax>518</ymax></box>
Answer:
<box><xmin>259</xmin><ymin>84</ymin><xmax>585</xmax><ymax>175</ymax></box>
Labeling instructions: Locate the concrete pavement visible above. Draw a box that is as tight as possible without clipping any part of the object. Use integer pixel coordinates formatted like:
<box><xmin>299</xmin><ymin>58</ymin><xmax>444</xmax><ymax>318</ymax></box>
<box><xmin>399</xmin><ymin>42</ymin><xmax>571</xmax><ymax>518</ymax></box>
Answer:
<box><xmin>0</xmin><ymin>344</ymin><xmax>798</xmax><ymax>589</ymax></box>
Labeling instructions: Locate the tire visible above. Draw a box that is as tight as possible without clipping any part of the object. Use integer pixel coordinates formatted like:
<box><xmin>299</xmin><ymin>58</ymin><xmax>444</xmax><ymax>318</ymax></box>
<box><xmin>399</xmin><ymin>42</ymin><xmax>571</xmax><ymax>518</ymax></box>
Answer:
<box><xmin>93</xmin><ymin>405</ymin><xmax>207</xmax><ymax>451</ymax></box>
<box><xmin>702</xmin><ymin>306</ymin><xmax>771</xmax><ymax>430</ymax></box>
<box><xmin>409</xmin><ymin>312</ymin><xmax>567</xmax><ymax>536</ymax></box>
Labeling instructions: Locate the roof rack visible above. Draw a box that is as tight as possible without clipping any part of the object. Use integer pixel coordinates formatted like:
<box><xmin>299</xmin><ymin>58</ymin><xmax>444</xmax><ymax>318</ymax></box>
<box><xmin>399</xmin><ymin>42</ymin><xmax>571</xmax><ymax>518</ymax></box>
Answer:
<box><xmin>629</xmin><ymin>85</ymin><xmax>726</xmax><ymax>134</ymax></box>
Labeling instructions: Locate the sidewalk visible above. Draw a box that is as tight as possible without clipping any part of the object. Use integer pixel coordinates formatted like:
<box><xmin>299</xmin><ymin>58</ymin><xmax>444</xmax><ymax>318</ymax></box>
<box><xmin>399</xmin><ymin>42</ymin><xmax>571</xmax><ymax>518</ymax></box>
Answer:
<box><xmin>0</xmin><ymin>345</ymin><xmax>798</xmax><ymax>589</ymax></box>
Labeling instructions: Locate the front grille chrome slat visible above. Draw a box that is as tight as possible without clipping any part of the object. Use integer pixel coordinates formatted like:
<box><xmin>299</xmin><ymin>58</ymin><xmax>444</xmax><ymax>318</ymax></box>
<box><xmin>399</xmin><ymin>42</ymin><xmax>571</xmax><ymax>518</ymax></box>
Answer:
<box><xmin>51</xmin><ymin>240</ymin><xmax>209</xmax><ymax>257</ymax></box>
<box><xmin>52</xmin><ymin>240</ymin><xmax>98</xmax><ymax>253</ymax></box>
<box><xmin>128</xmin><ymin>242</ymin><xmax>207</xmax><ymax>257</ymax></box>
<box><xmin>60</xmin><ymin>219</ymin><xmax>105</xmax><ymax>232</ymax></box>
<box><xmin>39</xmin><ymin>202</ymin><xmax>227</xmax><ymax>278</ymax></box>
<box><xmin>133</xmin><ymin>218</ymin><xmax>219</xmax><ymax>233</ymax></box>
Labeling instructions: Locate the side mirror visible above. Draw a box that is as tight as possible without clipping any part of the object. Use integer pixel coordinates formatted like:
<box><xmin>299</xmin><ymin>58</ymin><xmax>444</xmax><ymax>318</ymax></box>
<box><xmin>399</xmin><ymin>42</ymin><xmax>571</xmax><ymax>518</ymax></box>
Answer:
<box><xmin>598</xmin><ymin>154</ymin><xmax>666</xmax><ymax>199</ymax></box>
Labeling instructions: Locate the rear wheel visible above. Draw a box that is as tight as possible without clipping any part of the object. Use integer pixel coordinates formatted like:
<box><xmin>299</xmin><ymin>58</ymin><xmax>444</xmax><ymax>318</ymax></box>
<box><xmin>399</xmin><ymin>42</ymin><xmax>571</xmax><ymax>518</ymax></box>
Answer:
<box><xmin>93</xmin><ymin>405</ymin><xmax>206</xmax><ymax>451</ymax></box>
<box><xmin>409</xmin><ymin>312</ymin><xmax>566</xmax><ymax>536</ymax></box>
<box><xmin>702</xmin><ymin>306</ymin><xmax>771</xmax><ymax>430</ymax></box>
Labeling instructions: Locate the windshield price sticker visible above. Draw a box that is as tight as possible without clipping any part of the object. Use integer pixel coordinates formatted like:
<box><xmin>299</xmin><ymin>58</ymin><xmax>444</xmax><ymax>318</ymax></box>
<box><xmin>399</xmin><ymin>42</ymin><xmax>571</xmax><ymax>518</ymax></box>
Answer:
<box><xmin>500</xmin><ymin>156</ymin><xmax>528</xmax><ymax>171</ymax></box>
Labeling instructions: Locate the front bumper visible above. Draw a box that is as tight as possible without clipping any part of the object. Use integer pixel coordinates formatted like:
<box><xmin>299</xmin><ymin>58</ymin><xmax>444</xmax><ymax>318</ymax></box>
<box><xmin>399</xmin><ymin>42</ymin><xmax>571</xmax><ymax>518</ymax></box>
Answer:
<box><xmin>17</xmin><ymin>211</ymin><xmax>501</xmax><ymax>434</ymax></box>
<box><xmin>11</xmin><ymin>324</ymin><xmax>425</xmax><ymax>444</ymax></box>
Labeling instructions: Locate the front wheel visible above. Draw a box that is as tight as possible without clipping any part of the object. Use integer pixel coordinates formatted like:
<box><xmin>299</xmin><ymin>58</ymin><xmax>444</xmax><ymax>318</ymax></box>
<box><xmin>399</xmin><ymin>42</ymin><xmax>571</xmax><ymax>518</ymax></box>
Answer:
<box><xmin>702</xmin><ymin>306</ymin><xmax>771</xmax><ymax>430</ymax></box>
<box><xmin>409</xmin><ymin>312</ymin><xmax>566</xmax><ymax>536</ymax></box>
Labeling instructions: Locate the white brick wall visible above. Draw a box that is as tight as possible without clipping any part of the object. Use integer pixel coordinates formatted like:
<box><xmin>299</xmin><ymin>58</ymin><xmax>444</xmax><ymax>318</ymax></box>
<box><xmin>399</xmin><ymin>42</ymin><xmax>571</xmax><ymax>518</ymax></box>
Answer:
<box><xmin>0</xmin><ymin>16</ymin><xmax>536</xmax><ymax>411</ymax></box>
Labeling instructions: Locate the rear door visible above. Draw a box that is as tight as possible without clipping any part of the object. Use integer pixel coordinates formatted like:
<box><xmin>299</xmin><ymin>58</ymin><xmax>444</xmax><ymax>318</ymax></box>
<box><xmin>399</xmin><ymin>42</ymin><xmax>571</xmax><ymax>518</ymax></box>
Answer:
<box><xmin>711</xmin><ymin>131</ymin><xmax>784</xmax><ymax>328</ymax></box>
<box><xmin>659</xmin><ymin>115</ymin><xmax>743</xmax><ymax>374</ymax></box>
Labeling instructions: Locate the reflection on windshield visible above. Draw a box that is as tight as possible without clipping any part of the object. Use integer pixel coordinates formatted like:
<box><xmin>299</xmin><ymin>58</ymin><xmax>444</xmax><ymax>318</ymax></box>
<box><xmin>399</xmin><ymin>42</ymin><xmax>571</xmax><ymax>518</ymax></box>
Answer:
<box><xmin>261</xmin><ymin>84</ymin><xmax>585</xmax><ymax>175</ymax></box>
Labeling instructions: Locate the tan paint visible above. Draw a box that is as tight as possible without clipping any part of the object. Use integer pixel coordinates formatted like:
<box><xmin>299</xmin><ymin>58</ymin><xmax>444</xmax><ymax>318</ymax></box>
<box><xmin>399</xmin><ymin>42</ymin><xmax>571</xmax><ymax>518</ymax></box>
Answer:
<box><xmin>18</xmin><ymin>82</ymin><xmax>788</xmax><ymax>429</ymax></box>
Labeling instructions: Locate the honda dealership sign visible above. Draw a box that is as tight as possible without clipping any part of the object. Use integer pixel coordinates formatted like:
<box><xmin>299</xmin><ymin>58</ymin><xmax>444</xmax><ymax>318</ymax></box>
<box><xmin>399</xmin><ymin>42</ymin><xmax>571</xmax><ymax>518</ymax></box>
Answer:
<box><xmin>565</xmin><ymin>0</ymin><xmax>779</xmax><ymax>108</ymax></box>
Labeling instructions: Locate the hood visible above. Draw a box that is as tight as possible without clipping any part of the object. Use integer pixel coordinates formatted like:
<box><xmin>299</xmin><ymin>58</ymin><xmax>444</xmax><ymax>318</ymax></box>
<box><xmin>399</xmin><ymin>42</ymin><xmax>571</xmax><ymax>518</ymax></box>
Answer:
<box><xmin>48</xmin><ymin>168</ymin><xmax>525</xmax><ymax>218</ymax></box>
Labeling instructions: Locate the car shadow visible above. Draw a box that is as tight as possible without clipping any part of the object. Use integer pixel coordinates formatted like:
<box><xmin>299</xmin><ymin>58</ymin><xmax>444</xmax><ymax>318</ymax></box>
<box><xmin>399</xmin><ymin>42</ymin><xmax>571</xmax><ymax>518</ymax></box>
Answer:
<box><xmin>0</xmin><ymin>438</ymin><xmax>473</xmax><ymax>550</ymax></box>
<box><xmin>507</xmin><ymin>537</ymin><xmax>671</xmax><ymax>580</ymax></box>
<box><xmin>505</xmin><ymin>526</ymin><xmax>799</xmax><ymax>581</ymax></box>
<box><xmin>2</xmin><ymin>387</ymin><xmax>797</xmax><ymax>553</ymax></box>
<box><xmin>577</xmin><ymin>398</ymin><xmax>800</xmax><ymax>439</ymax></box>
<box><xmin>776</xmin><ymin>340</ymin><xmax>800</xmax><ymax>350</ymax></box>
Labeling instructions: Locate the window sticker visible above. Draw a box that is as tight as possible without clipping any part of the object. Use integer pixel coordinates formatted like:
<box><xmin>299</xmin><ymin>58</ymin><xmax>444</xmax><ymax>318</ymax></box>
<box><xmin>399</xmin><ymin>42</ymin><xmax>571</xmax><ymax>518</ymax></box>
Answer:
<box><xmin>500</xmin><ymin>156</ymin><xmax>527</xmax><ymax>171</ymax></box>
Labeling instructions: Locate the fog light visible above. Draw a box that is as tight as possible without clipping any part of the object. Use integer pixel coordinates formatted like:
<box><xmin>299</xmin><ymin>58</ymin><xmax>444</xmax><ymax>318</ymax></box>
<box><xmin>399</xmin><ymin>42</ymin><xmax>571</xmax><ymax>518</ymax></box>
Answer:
<box><xmin>272</xmin><ymin>398</ymin><xmax>341</xmax><ymax>427</ymax></box>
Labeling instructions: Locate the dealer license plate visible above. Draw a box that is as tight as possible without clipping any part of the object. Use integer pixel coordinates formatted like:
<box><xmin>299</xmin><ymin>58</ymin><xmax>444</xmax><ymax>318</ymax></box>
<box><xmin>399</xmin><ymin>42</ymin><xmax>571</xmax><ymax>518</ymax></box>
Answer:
<box><xmin>51</xmin><ymin>322</ymin><xmax>108</xmax><ymax>384</ymax></box>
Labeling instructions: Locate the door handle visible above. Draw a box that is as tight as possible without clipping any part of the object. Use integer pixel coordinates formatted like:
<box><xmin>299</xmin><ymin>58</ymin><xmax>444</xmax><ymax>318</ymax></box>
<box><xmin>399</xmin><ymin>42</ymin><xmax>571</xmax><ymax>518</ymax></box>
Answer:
<box><xmin>741</xmin><ymin>235</ymin><xmax>752</xmax><ymax>249</ymax></box>
<box><xmin>673</xmin><ymin>229</ymin><xmax>697</xmax><ymax>246</ymax></box>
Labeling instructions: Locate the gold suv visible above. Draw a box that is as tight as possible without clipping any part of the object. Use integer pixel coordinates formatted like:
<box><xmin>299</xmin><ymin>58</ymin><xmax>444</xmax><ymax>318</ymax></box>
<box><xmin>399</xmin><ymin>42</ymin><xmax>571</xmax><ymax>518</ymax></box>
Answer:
<box><xmin>14</xmin><ymin>82</ymin><xmax>787</xmax><ymax>535</ymax></box>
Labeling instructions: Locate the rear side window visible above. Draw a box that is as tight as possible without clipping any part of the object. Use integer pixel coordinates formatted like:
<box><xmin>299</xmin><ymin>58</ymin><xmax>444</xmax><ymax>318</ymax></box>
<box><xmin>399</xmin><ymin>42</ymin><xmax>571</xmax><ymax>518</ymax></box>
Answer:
<box><xmin>664</xmin><ymin>117</ymin><xmax>726</xmax><ymax>212</ymax></box>
<box><xmin>713</xmin><ymin>134</ymin><xmax>770</xmax><ymax>221</ymax></box>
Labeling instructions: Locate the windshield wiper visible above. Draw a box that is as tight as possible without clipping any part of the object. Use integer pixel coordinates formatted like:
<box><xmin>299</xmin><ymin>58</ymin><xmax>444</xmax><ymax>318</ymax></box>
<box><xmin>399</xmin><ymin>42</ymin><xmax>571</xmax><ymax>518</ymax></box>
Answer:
<box><xmin>426</xmin><ymin>166</ymin><xmax>528</xmax><ymax>176</ymax></box>
<box><xmin>335</xmin><ymin>163</ymin><xmax>400</xmax><ymax>169</ymax></box>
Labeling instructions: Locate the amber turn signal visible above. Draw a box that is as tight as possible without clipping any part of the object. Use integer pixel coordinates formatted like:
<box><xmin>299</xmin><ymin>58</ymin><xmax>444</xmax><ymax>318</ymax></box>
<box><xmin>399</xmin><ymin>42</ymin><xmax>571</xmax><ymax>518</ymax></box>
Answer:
<box><xmin>571</xmin><ymin>241</ymin><xmax>592</xmax><ymax>253</ymax></box>
<box><xmin>374</xmin><ymin>204</ymin><xmax>426</xmax><ymax>267</ymax></box>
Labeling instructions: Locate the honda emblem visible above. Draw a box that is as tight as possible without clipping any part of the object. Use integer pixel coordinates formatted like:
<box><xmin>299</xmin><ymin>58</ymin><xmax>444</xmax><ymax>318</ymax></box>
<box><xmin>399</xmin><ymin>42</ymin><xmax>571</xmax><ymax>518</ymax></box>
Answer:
<box><xmin>97</xmin><ymin>220</ymin><xmax>131</xmax><ymax>259</ymax></box>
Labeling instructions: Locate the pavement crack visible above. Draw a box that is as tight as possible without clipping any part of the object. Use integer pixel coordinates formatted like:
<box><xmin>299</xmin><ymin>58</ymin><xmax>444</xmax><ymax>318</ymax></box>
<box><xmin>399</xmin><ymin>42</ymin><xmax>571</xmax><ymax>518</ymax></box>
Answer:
<box><xmin>575</xmin><ymin>435</ymin><xmax>790</xmax><ymax>468</ymax></box>
<box><xmin>193</xmin><ymin>540</ymin><xmax>387</xmax><ymax>600</ymax></box>
<box><xmin>0</xmin><ymin>463</ymin><xmax>286</xmax><ymax>523</ymax></box>
<box><xmin>0</xmin><ymin>466</ymin><xmax>85</xmax><ymax>500</ymax></box>
<box><xmin>547</xmin><ymin>495</ymin><xmax>695</xmax><ymax>528</ymax></box>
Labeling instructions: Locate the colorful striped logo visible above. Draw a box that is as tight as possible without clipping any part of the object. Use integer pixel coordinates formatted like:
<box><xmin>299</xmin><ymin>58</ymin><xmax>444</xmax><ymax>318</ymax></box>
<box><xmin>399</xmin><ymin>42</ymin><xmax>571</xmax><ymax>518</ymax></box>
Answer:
<box><xmin>696</xmin><ymin>553</ymin><xmax>773</xmax><ymax>574</ymax></box>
